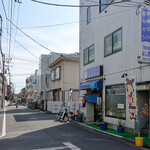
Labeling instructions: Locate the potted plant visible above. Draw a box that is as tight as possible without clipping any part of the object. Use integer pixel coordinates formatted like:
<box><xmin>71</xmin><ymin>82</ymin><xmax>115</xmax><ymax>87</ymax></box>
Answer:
<box><xmin>71</xmin><ymin>114</ymin><xmax>75</xmax><ymax>120</ymax></box>
<box><xmin>100</xmin><ymin>122</ymin><xmax>108</xmax><ymax>130</ymax></box>
<box><xmin>78</xmin><ymin>112</ymin><xmax>83</xmax><ymax>122</ymax></box>
<box><xmin>117</xmin><ymin>112</ymin><xmax>124</xmax><ymax>133</ymax></box>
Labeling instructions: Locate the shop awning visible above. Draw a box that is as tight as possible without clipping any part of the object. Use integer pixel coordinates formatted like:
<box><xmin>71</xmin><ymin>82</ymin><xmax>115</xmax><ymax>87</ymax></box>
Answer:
<box><xmin>79</xmin><ymin>79</ymin><xmax>103</xmax><ymax>90</ymax></box>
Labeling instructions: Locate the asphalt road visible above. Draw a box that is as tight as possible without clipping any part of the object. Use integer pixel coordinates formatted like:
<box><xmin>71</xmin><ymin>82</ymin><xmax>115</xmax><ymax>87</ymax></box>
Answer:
<box><xmin>0</xmin><ymin>105</ymin><xmax>148</xmax><ymax>150</ymax></box>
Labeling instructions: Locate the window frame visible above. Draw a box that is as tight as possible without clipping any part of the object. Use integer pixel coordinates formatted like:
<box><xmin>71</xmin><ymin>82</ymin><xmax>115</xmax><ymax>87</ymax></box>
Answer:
<box><xmin>99</xmin><ymin>0</ymin><xmax>114</xmax><ymax>13</ymax></box>
<box><xmin>51</xmin><ymin>70</ymin><xmax>55</xmax><ymax>81</ymax></box>
<box><xmin>87</xmin><ymin>6</ymin><xmax>91</xmax><ymax>24</ymax></box>
<box><xmin>104</xmin><ymin>27</ymin><xmax>122</xmax><ymax>57</ymax></box>
<box><xmin>83</xmin><ymin>44</ymin><xmax>95</xmax><ymax>66</ymax></box>
<box><xmin>51</xmin><ymin>67</ymin><xmax>61</xmax><ymax>81</ymax></box>
<box><xmin>55</xmin><ymin>67</ymin><xmax>60</xmax><ymax>80</ymax></box>
<box><xmin>105</xmin><ymin>83</ymin><xmax>126</xmax><ymax>119</ymax></box>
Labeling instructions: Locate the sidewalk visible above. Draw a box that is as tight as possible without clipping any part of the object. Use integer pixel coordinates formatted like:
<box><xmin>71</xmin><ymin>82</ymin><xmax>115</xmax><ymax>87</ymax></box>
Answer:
<box><xmin>70</xmin><ymin>119</ymin><xmax>150</xmax><ymax>148</ymax></box>
<box><xmin>0</xmin><ymin>108</ymin><xmax>4</xmax><ymax>136</ymax></box>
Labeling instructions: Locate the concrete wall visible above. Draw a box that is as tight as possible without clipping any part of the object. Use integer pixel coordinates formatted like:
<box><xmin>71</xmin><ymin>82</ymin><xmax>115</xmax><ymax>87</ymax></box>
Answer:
<box><xmin>47</xmin><ymin>100</ymin><xmax>79</xmax><ymax>113</ymax></box>
<box><xmin>64</xmin><ymin>60</ymin><xmax>79</xmax><ymax>90</ymax></box>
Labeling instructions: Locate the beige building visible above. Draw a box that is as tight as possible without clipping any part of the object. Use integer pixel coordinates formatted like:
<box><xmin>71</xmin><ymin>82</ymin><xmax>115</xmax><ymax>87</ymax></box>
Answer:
<box><xmin>47</xmin><ymin>53</ymin><xmax>79</xmax><ymax>113</ymax></box>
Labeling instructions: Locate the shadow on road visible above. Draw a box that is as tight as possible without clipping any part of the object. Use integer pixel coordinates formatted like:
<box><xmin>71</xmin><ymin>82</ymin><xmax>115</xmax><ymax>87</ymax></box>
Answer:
<box><xmin>0</xmin><ymin>121</ymin><xmax>141</xmax><ymax>150</ymax></box>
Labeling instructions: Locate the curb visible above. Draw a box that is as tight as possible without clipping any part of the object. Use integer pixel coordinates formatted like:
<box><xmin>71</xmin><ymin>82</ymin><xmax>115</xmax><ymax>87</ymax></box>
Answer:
<box><xmin>70</xmin><ymin>120</ymin><xmax>150</xmax><ymax>149</ymax></box>
<box><xmin>0</xmin><ymin>108</ymin><xmax>4</xmax><ymax>113</ymax></box>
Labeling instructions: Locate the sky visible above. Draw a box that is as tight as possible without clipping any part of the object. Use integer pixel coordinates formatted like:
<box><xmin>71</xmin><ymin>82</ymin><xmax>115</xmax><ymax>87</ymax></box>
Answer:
<box><xmin>0</xmin><ymin>0</ymin><xmax>79</xmax><ymax>93</ymax></box>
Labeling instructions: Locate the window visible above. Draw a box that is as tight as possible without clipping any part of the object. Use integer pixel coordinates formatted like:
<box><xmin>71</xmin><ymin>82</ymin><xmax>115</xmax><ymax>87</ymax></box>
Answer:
<box><xmin>99</xmin><ymin>0</ymin><xmax>114</xmax><ymax>13</ymax></box>
<box><xmin>83</xmin><ymin>44</ymin><xmax>94</xmax><ymax>65</ymax></box>
<box><xmin>104</xmin><ymin>34</ymin><xmax>112</xmax><ymax>56</ymax></box>
<box><xmin>104</xmin><ymin>28</ymin><xmax>122</xmax><ymax>57</ymax></box>
<box><xmin>113</xmin><ymin>29</ymin><xmax>122</xmax><ymax>53</ymax></box>
<box><xmin>51</xmin><ymin>70</ymin><xmax>54</xmax><ymax>81</ymax></box>
<box><xmin>88</xmin><ymin>45</ymin><xmax>94</xmax><ymax>63</ymax></box>
<box><xmin>87</xmin><ymin>6</ymin><xmax>91</xmax><ymax>24</ymax></box>
<box><xmin>105</xmin><ymin>84</ymin><xmax>126</xmax><ymax>118</ymax></box>
<box><xmin>55</xmin><ymin>67</ymin><xmax>60</xmax><ymax>80</ymax></box>
<box><xmin>51</xmin><ymin>67</ymin><xmax>60</xmax><ymax>81</ymax></box>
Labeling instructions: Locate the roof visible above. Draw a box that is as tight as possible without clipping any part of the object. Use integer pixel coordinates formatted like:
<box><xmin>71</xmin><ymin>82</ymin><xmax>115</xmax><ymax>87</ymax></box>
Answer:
<box><xmin>49</xmin><ymin>53</ymin><xmax>79</xmax><ymax>68</ymax></box>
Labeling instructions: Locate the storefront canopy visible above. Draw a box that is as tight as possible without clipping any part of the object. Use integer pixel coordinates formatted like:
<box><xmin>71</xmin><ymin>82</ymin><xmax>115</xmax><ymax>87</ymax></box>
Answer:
<box><xmin>79</xmin><ymin>79</ymin><xmax>103</xmax><ymax>90</ymax></box>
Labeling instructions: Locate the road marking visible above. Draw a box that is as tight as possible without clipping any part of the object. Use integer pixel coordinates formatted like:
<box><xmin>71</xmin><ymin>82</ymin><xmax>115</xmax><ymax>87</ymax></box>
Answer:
<box><xmin>0</xmin><ymin>108</ymin><xmax>6</xmax><ymax>138</ymax></box>
<box><xmin>29</xmin><ymin>118</ymin><xmax>37</xmax><ymax>120</ymax></box>
<box><xmin>63</xmin><ymin>142</ymin><xmax>81</xmax><ymax>150</ymax></box>
<box><xmin>33</xmin><ymin>142</ymin><xmax>81</xmax><ymax>150</ymax></box>
<box><xmin>33</xmin><ymin>146</ymin><xmax>67</xmax><ymax>150</ymax></box>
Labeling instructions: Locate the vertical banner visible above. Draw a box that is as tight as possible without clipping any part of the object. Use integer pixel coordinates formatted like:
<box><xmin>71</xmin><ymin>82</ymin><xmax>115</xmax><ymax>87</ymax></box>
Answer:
<box><xmin>68</xmin><ymin>88</ymin><xmax>73</xmax><ymax>111</ymax></box>
<box><xmin>124</xmin><ymin>76</ymin><xmax>137</xmax><ymax>122</ymax></box>
<box><xmin>69</xmin><ymin>88</ymin><xmax>73</xmax><ymax>101</ymax></box>
<box><xmin>140</xmin><ymin>7</ymin><xmax>150</xmax><ymax>63</ymax></box>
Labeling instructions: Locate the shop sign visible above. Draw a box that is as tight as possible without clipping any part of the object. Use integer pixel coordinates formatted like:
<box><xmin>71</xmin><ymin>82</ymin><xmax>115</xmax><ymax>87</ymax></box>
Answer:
<box><xmin>139</xmin><ymin>7</ymin><xmax>150</xmax><ymax>63</ymax></box>
<box><xmin>137</xmin><ymin>85</ymin><xmax>147</xmax><ymax>90</ymax></box>
<box><xmin>84</xmin><ymin>66</ymin><xmax>103</xmax><ymax>79</ymax></box>
<box><xmin>117</xmin><ymin>104</ymin><xmax>124</xmax><ymax>109</ymax></box>
<box><xmin>124</xmin><ymin>76</ymin><xmax>137</xmax><ymax>122</ymax></box>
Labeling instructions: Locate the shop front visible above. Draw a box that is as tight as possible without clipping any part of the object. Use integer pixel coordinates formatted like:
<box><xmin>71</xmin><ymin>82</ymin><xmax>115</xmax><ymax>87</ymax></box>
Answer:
<box><xmin>104</xmin><ymin>78</ymin><xmax>150</xmax><ymax>135</ymax></box>
<box><xmin>79</xmin><ymin>66</ymin><xmax>103</xmax><ymax>121</ymax></box>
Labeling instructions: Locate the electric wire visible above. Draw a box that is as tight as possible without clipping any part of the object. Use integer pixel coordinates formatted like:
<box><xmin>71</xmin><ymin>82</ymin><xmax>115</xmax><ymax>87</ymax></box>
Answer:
<box><xmin>7</xmin><ymin>32</ymin><xmax>39</xmax><ymax>59</ymax></box>
<box><xmin>7</xmin><ymin>18</ymin><xmax>55</xmax><ymax>53</ymax></box>
<box><xmin>7</xmin><ymin>6</ymin><xmax>134</xmax><ymax>30</ymax></box>
<box><xmin>12</xmin><ymin>3</ymin><xmax>20</xmax><ymax>56</ymax></box>
<box><xmin>85</xmin><ymin>0</ymin><xmax>138</xmax><ymax>7</ymax></box>
<box><xmin>2</xmin><ymin>0</ymin><xmax>57</xmax><ymax>56</ymax></box>
<box><xmin>9</xmin><ymin>0</ymin><xmax>13</xmax><ymax>60</ymax></box>
<box><xmin>31</xmin><ymin>0</ymin><xmax>130</xmax><ymax>7</ymax></box>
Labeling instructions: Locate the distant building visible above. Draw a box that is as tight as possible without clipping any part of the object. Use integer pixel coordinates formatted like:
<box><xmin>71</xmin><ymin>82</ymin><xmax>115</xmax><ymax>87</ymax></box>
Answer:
<box><xmin>26</xmin><ymin>70</ymin><xmax>38</xmax><ymax>102</ymax></box>
<box><xmin>37</xmin><ymin>52</ymin><xmax>62</xmax><ymax>111</ymax></box>
<box><xmin>20</xmin><ymin>88</ymin><xmax>26</xmax><ymax>102</ymax></box>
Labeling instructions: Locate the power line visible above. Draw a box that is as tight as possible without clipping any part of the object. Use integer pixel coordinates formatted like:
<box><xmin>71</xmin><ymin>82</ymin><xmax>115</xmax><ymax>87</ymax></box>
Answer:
<box><xmin>11</xmin><ymin>73</ymin><xmax>34</xmax><ymax>76</ymax></box>
<box><xmin>7</xmin><ymin>32</ymin><xmax>39</xmax><ymax>59</ymax></box>
<box><xmin>5</xmin><ymin>56</ymin><xmax>38</xmax><ymax>62</ymax></box>
<box><xmin>7</xmin><ymin>18</ymin><xmax>55</xmax><ymax>53</ymax></box>
<box><xmin>4</xmin><ymin>6</ymin><xmax>134</xmax><ymax>30</ymax></box>
<box><xmin>2</xmin><ymin>1</ymin><xmax>56</xmax><ymax>53</ymax></box>
<box><xmin>31</xmin><ymin>0</ymin><xmax>130</xmax><ymax>7</ymax></box>
<box><xmin>86</xmin><ymin>0</ymin><xmax>138</xmax><ymax>7</ymax></box>
<box><xmin>12</xmin><ymin>3</ymin><xmax>21</xmax><ymax>56</ymax></box>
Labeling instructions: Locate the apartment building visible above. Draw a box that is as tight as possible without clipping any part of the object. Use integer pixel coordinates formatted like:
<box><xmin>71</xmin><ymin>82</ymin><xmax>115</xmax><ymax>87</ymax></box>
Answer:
<box><xmin>48</xmin><ymin>53</ymin><xmax>80</xmax><ymax>113</ymax></box>
<box><xmin>79</xmin><ymin>0</ymin><xmax>150</xmax><ymax>134</ymax></box>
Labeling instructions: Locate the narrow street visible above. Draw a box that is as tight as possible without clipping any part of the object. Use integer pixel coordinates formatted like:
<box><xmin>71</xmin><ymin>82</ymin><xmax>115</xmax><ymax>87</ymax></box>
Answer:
<box><xmin>0</xmin><ymin>105</ymin><xmax>147</xmax><ymax>150</ymax></box>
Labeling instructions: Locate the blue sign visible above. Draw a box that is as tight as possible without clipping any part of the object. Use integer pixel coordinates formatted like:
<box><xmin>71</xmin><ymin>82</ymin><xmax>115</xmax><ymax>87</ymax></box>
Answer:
<box><xmin>86</xmin><ymin>66</ymin><xmax>102</xmax><ymax>79</ymax></box>
<box><xmin>69</xmin><ymin>88</ymin><xmax>73</xmax><ymax>100</ymax></box>
<box><xmin>141</xmin><ymin>8</ymin><xmax>150</xmax><ymax>42</ymax></box>
<box><xmin>141</xmin><ymin>8</ymin><xmax>150</xmax><ymax>63</ymax></box>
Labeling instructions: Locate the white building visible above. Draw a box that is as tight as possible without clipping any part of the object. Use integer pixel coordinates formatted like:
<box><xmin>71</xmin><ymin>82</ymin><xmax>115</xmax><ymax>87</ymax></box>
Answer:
<box><xmin>26</xmin><ymin>70</ymin><xmax>38</xmax><ymax>102</ymax></box>
<box><xmin>79</xmin><ymin>0</ymin><xmax>150</xmax><ymax>134</ymax></box>
<box><xmin>37</xmin><ymin>52</ymin><xmax>61</xmax><ymax>110</ymax></box>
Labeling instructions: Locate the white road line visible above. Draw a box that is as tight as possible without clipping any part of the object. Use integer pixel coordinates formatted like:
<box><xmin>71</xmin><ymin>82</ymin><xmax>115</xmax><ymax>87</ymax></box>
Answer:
<box><xmin>33</xmin><ymin>142</ymin><xmax>81</xmax><ymax>150</ymax></box>
<box><xmin>63</xmin><ymin>142</ymin><xmax>81</xmax><ymax>150</ymax></box>
<box><xmin>33</xmin><ymin>146</ymin><xmax>67</xmax><ymax>150</ymax></box>
<box><xmin>0</xmin><ymin>108</ymin><xmax>6</xmax><ymax>138</ymax></box>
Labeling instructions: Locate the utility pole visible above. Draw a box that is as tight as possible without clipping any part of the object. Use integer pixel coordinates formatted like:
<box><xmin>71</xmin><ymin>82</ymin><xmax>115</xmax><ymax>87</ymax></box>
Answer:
<box><xmin>0</xmin><ymin>15</ymin><xmax>4</xmax><ymax>108</ymax></box>
<box><xmin>1</xmin><ymin>54</ymin><xmax>5</xmax><ymax>108</ymax></box>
